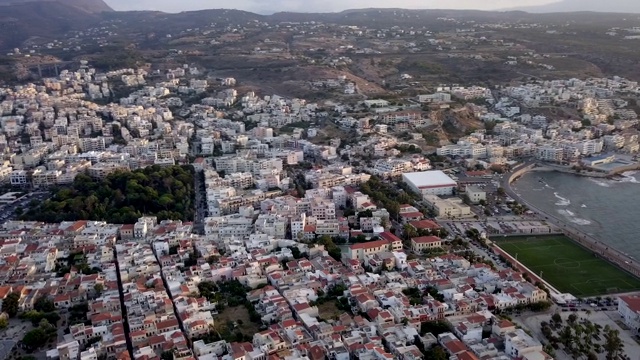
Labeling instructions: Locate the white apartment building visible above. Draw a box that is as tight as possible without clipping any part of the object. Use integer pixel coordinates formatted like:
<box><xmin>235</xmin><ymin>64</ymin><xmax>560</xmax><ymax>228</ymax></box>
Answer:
<box><xmin>373</xmin><ymin>159</ymin><xmax>412</xmax><ymax>177</ymax></box>
<box><xmin>80</xmin><ymin>138</ymin><xmax>106</xmax><ymax>152</ymax></box>
<box><xmin>535</xmin><ymin>146</ymin><xmax>563</xmax><ymax>162</ymax></box>
<box><xmin>88</xmin><ymin>163</ymin><xmax>129</xmax><ymax>179</ymax></box>
<box><xmin>310</xmin><ymin>198</ymin><xmax>336</xmax><ymax>220</ymax></box>
<box><xmin>504</xmin><ymin>330</ymin><xmax>543</xmax><ymax>359</ymax></box>
<box><xmin>314</xmin><ymin>219</ymin><xmax>340</xmax><ymax>237</ymax></box>
<box><xmin>437</xmin><ymin>143</ymin><xmax>488</xmax><ymax>158</ymax></box>
<box><xmin>332</xmin><ymin>187</ymin><xmax>348</xmax><ymax>208</ymax></box>
<box><xmin>619</xmin><ymin>295</ymin><xmax>640</xmax><ymax>334</ymax></box>
<box><xmin>572</xmin><ymin>139</ymin><xmax>603</xmax><ymax>155</ymax></box>
<box><xmin>465</xmin><ymin>186</ymin><xmax>486</xmax><ymax>204</ymax></box>
<box><xmin>224</xmin><ymin>172</ymin><xmax>254</xmax><ymax>189</ymax></box>
<box><xmin>417</xmin><ymin>93</ymin><xmax>451</xmax><ymax>103</ymax></box>
<box><xmin>32</xmin><ymin>169</ymin><xmax>62</xmax><ymax>188</ymax></box>
<box><xmin>604</xmin><ymin>135</ymin><xmax>625</xmax><ymax>149</ymax></box>
<box><xmin>423</xmin><ymin>195</ymin><xmax>471</xmax><ymax>218</ymax></box>
<box><xmin>291</xmin><ymin>214</ymin><xmax>306</xmax><ymax>241</ymax></box>
<box><xmin>10</xmin><ymin>170</ymin><xmax>28</xmax><ymax>186</ymax></box>
<box><xmin>254</xmin><ymin>214</ymin><xmax>287</xmax><ymax>239</ymax></box>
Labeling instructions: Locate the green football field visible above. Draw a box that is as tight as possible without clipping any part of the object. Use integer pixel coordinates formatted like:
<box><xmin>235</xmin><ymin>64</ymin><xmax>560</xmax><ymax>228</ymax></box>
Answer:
<box><xmin>493</xmin><ymin>235</ymin><xmax>640</xmax><ymax>297</ymax></box>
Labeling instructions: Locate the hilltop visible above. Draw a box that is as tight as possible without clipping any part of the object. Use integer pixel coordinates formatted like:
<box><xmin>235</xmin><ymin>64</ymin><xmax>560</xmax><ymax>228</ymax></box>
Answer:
<box><xmin>0</xmin><ymin>0</ymin><xmax>112</xmax><ymax>12</ymax></box>
<box><xmin>509</xmin><ymin>0</ymin><xmax>640</xmax><ymax>13</ymax></box>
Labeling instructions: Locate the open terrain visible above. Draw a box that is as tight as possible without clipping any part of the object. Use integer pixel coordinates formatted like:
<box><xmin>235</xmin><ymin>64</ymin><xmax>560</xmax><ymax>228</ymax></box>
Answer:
<box><xmin>494</xmin><ymin>235</ymin><xmax>640</xmax><ymax>297</ymax></box>
<box><xmin>213</xmin><ymin>306</ymin><xmax>261</xmax><ymax>340</ymax></box>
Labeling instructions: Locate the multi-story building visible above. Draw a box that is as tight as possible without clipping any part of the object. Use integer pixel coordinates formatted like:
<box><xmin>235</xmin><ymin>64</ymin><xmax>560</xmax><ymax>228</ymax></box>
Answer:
<box><xmin>618</xmin><ymin>295</ymin><xmax>640</xmax><ymax>334</ymax></box>
<box><xmin>345</xmin><ymin>232</ymin><xmax>403</xmax><ymax>261</ymax></box>
<box><xmin>310</xmin><ymin>198</ymin><xmax>336</xmax><ymax>220</ymax></box>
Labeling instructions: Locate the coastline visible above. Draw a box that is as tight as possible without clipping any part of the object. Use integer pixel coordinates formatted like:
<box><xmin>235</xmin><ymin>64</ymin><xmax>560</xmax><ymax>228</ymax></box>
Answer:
<box><xmin>498</xmin><ymin>162</ymin><xmax>640</xmax><ymax>294</ymax></box>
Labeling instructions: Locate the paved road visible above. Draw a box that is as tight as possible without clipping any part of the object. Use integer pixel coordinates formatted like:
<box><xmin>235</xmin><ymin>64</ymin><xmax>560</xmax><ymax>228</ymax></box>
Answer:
<box><xmin>502</xmin><ymin>162</ymin><xmax>640</xmax><ymax>284</ymax></box>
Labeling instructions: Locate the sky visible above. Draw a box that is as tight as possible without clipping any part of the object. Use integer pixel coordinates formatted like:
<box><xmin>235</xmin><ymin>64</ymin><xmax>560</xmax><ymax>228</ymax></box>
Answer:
<box><xmin>104</xmin><ymin>0</ymin><xmax>559</xmax><ymax>14</ymax></box>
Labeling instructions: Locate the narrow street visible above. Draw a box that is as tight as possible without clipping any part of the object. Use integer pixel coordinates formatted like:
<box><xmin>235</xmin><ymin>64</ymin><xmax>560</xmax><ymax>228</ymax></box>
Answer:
<box><xmin>114</xmin><ymin>249</ymin><xmax>134</xmax><ymax>359</ymax></box>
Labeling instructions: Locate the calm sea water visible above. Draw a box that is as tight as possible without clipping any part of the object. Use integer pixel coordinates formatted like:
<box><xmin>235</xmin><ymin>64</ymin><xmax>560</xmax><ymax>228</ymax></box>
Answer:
<box><xmin>511</xmin><ymin>171</ymin><xmax>640</xmax><ymax>260</ymax></box>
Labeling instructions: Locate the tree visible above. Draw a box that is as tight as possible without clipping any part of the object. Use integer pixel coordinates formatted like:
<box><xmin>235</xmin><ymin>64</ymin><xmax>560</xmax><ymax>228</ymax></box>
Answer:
<box><xmin>551</xmin><ymin>312</ymin><xmax>562</xmax><ymax>324</ymax></box>
<box><xmin>22</xmin><ymin>328</ymin><xmax>47</xmax><ymax>350</ymax></box>
<box><xmin>603</xmin><ymin>327</ymin><xmax>624</xmax><ymax>360</ymax></box>
<box><xmin>94</xmin><ymin>283</ymin><xmax>104</xmax><ymax>295</ymax></box>
<box><xmin>403</xmin><ymin>224</ymin><xmax>418</xmax><ymax>240</ymax></box>
<box><xmin>497</xmin><ymin>187</ymin><xmax>506</xmax><ymax>196</ymax></box>
<box><xmin>0</xmin><ymin>317</ymin><xmax>7</xmax><ymax>330</ymax></box>
<box><xmin>420</xmin><ymin>321</ymin><xmax>450</xmax><ymax>336</ymax></box>
<box><xmin>425</xmin><ymin>345</ymin><xmax>448</xmax><ymax>360</ymax></box>
<box><xmin>34</xmin><ymin>296</ymin><xmax>55</xmax><ymax>313</ymax></box>
<box><xmin>2</xmin><ymin>292</ymin><xmax>19</xmax><ymax>317</ymax></box>
<box><xmin>160</xmin><ymin>351</ymin><xmax>173</xmax><ymax>360</ymax></box>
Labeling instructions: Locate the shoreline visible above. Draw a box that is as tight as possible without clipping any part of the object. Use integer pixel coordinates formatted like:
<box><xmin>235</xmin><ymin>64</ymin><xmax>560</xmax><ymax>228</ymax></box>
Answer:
<box><xmin>499</xmin><ymin>162</ymin><xmax>640</xmax><ymax>295</ymax></box>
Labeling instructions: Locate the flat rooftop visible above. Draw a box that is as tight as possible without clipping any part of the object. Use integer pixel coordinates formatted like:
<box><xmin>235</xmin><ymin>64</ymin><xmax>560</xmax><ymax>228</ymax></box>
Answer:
<box><xmin>403</xmin><ymin>171</ymin><xmax>457</xmax><ymax>188</ymax></box>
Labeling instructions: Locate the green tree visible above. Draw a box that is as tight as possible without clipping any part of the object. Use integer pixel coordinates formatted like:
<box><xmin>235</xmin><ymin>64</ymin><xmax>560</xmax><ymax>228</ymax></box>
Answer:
<box><xmin>420</xmin><ymin>321</ymin><xmax>450</xmax><ymax>336</ymax></box>
<box><xmin>0</xmin><ymin>317</ymin><xmax>7</xmax><ymax>329</ymax></box>
<box><xmin>603</xmin><ymin>326</ymin><xmax>624</xmax><ymax>360</ymax></box>
<box><xmin>425</xmin><ymin>345</ymin><xmax>448</xmax><ymax>360</ymax></box>
<box><xmin>160</xmin><ymin>351</ymin><xmax>173</xmax><ymax>360</ymax></box>
<box><xmin>22</xmin><ymin>328</ymin><xmax>47</xmax><ymax>350</ymax></box>
<box><xmin>34</xmin><ymin>296</ymin><xmax>55</xmax><ymax>313</ymax></box>
<box><xmin>94</xmin><ymin>283</ymin><xmax>104</xmax><ymax>295</ymax></box>
<box><xmin>2</xmin><ymin>292</ymin><xmax>20</xmax><ymax>317</ymax></box>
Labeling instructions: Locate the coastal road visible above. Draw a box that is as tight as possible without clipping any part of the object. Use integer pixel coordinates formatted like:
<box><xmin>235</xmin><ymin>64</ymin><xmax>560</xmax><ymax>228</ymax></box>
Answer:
<box><xmin>502</xmin><ymin>162</ymin><xmax>640</xmax><ymax>288</ymax></box>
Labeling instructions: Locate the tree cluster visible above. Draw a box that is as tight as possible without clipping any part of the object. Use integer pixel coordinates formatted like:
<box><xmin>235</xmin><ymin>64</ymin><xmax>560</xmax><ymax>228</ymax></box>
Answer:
<box><xmin>22</xmin><ymin>319</ymin><xmax>57</xmax><ymax>351</ymax></box>
<box><xmin>55</xmin><ymin>251</ymin><xmax>101</xmax><ymax>277</ymax></box>
<box><xmin>197</xmin><ymin>280</ymin><xmax>261</xmax><ymax>323</ymax></box>
<box><xmin>543</xmin><ymin>313</ymin><xmax>626</xmax><ymax>360</ymax></box>
<box><xmin>1</xmin><ymin>292</ymin><xmax>20</xmax><ymax>317</ymax></box>
<box><xmin>22</xmin><ymin>165</ymin><xmax>195</xmax><ymax>224</ymax></box>
<box><xmin>360</xmin><ymin>176</ymin><xmax>417</xmax><ymax>219</ymax></box>
<box><xmin>314</xmin><ymin>235</ymin><xmax>342</xmax><ymax>261</ymax></box>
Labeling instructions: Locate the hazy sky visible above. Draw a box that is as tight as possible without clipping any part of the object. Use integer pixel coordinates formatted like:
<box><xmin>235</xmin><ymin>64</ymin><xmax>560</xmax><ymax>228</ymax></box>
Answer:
<box><xmin>104</xmin><ymin>0</ymin><xmax>558</xmax><ymax>14</ymax></box>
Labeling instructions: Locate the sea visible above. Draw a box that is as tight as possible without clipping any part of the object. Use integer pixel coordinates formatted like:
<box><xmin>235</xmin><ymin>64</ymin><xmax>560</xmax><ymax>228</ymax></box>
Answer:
<box><xmin>511</xmin><ymin>170</ymin><xmax>640</xmax><ymax>260</ymax></box>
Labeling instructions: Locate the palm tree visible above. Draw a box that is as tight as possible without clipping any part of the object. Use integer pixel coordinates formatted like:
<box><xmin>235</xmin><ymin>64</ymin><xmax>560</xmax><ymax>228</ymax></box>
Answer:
<box><xmin>604</xmin><ymin>328</ymin><xmax>624</xmax><ymax>360</ymax></box>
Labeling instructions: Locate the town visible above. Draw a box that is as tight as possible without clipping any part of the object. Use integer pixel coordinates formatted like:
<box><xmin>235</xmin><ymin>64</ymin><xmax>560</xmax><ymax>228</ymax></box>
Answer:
<box><xmin>0</xmin><ymin>52</ymin><xmax>638</xmax><ymax>360</ymax></box>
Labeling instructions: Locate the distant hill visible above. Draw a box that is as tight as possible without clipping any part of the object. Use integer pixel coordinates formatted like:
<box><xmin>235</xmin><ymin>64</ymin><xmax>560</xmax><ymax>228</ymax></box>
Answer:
<box><xmin>0</xmin><ymin>0</ymin><xmax>113</xmax><ymax>13</ymax></box>
<box><xmin>508</xmin><ymin>0</ymin><xmax>640</xmax><ymax>13</ymax></box>
<box><xmin>0</xmin><ymin>1</ymin><xmax>104</xmax><ymax>49</ymax></box>
<box><xmin>0</xmin><ymin>5</ymin><xmax>637</xmax><ymax>51</ymax></box>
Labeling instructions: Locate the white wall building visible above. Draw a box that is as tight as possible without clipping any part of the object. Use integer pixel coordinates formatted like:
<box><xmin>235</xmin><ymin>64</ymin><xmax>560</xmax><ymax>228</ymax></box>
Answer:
<box><xmin>402</xmin><ymin>171</ymin><xmax>457</xmax><ymax>197</ymax></box>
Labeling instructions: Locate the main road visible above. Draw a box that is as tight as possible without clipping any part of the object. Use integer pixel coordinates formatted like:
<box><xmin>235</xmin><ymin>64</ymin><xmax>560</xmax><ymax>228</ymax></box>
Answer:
<box><xmin>501</xmin><ymin>161</ymin><xmax>640</xmax><ymax>285</ymax></box>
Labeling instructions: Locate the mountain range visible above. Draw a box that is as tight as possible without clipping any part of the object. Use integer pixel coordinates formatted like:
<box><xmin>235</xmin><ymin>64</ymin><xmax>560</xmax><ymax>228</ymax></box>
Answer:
<box><xmin>0</xmin><ymin>0</ymin><xmax>112</xmax><ymax>13</ymax></box>
<box><xmin>508</xmin><ymin>0</ymin><xmax>640</xmax><ymax>13</ymax></box>
<box><xmin>0</xmin><ymin>0</ymin><xmax>638</xmax><ymax>51</ymax></box>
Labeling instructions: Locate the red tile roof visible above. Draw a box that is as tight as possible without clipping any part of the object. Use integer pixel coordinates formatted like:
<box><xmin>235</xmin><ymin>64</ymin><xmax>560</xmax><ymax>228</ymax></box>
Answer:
<box><xmin>412</xmin><ymin>236</ymin><xmax>441</xmax><ymax>244</ymax></box>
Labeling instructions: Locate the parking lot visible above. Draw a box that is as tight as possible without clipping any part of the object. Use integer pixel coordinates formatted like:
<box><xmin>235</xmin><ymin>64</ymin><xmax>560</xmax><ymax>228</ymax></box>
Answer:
<box><xmin>0</xmin><ymin>191</ymin><xmax>50</xmax><ymax>222</ymax></box>
<box><xmin>442</xmin><ymin>219</ymin><xmax>557</xmax><ymax>238</ymax></box>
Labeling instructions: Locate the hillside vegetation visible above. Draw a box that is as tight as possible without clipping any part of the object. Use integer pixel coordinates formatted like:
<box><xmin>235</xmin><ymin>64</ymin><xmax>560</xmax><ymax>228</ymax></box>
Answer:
<box><xmin>21</xmin><ymin>165</ymin><xmax>195</xmax><ymax>224</ymax></box>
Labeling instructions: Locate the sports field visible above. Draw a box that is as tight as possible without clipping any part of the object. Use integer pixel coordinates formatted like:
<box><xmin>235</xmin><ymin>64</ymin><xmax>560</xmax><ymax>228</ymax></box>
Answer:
<box><xmin>494</xmin><ymin>235</ymin><xmax>640</xmax><ymax>297</ymax></box>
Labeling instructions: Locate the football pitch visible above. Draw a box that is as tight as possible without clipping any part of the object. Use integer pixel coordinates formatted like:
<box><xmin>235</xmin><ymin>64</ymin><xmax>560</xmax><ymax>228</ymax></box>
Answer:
<box><xmin>494</xmin><ymin>235</ymin><xmax>640</xmax><ymax>297</ymax></box>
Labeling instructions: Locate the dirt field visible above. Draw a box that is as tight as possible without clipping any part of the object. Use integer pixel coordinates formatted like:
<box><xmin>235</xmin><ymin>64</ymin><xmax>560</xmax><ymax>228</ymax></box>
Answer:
<box><xmin>317</xmin><ymin>300</ymin><xmax>344</xmax><ymax>320</ymax></box>
<box><xmin>214</xmin><ymin>306</ymin><xmax>261</xmax><ymax>337</ymax></box>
